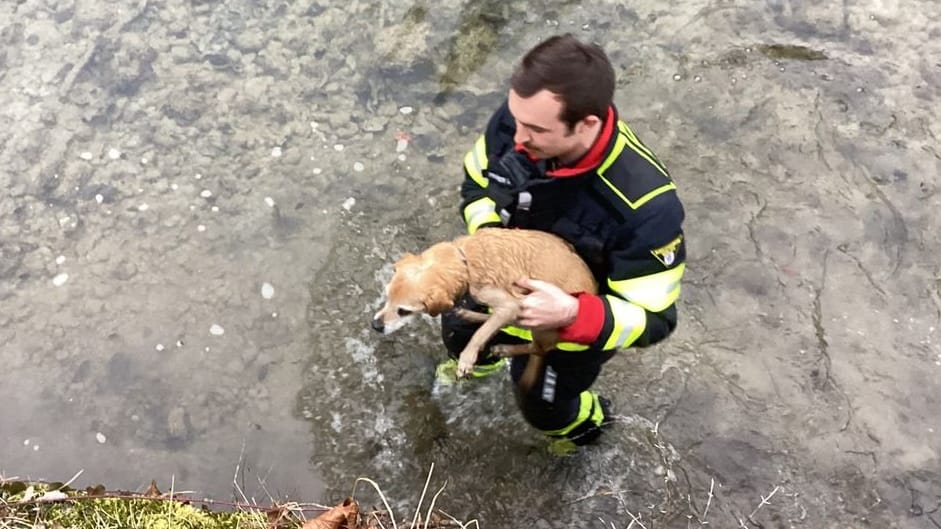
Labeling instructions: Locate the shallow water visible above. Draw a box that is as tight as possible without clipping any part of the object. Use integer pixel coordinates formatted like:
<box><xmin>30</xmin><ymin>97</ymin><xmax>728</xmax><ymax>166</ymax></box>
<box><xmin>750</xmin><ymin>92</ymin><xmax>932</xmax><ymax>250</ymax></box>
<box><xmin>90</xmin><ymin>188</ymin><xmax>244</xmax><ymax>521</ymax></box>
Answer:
<box><xmin>1</xmin><ymin>0</ymin><xmax>939</xmax><ymax>527</ymax></box>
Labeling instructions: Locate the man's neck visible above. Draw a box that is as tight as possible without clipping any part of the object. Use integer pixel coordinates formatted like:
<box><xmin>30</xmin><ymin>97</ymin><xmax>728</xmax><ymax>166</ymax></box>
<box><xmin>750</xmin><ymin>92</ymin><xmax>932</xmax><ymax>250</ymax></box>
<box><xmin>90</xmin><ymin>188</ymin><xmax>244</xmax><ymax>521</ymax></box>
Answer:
<box><xmin>557</xmin><ymin>123</ymin><xmax>603</xmax><ymax>166</ymax></box>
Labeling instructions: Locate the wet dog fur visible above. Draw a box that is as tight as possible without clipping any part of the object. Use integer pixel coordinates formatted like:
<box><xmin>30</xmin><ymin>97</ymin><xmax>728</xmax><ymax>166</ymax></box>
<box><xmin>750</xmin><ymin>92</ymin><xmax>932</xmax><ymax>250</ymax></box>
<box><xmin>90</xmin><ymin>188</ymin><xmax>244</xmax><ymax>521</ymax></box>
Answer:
<box><xmin>371</xmin><ymin>228</ymin><xmax>598</xmax><ymax>391</ymax></box>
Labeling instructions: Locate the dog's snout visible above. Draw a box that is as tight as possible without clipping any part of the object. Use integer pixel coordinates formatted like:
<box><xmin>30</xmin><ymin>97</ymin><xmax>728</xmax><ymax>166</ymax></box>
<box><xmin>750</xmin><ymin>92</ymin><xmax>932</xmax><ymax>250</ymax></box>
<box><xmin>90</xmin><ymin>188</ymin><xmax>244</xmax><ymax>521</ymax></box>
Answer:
<box><xmin>371</xmin><ymin>317</ymin><xmax>384</xmax><ymax>333</ymax></box>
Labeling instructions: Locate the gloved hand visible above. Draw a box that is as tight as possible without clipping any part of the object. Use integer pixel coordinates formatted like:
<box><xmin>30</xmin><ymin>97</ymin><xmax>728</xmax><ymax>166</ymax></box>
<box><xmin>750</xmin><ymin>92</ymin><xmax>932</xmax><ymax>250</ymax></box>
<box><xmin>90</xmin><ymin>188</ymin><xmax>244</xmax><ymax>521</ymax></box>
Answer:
<box><xmin>485</xmin><ymin>150</ymin><xmax>548</xmax><ymax>224</ymax></box>
<box><xmin>486</xmin><ymin>150</ymin><xmax>543</xmax><ymax>192</ymax></box>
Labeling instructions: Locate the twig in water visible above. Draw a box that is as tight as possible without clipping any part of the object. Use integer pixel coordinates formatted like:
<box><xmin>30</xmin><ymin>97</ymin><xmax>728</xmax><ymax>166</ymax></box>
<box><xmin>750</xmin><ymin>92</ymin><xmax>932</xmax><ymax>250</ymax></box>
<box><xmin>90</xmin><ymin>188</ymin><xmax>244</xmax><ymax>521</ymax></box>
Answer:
<box><xmin>738</xmin><ymin>485</ymin><xmax>780</xmax><ymax>528</ymax></box>
<box><xmin>437</xmin><ymin>509</ymin><xmax>479</xmax><ymax>529</ymax></box>
<box><xmin>568</xmin><ymin>488</ymin><xmax>630</xmax><ymax>505</ymax></box>
<box><xmin>233</xmin><ymin>442</ymin><xmax>251</xmax><ymax>507</ymax></box>
<box><xmin>423</xmin><ymin>480</ymin><xmax>449</xmax><ymax>529</ymax></box>
<box><xmin>56</xmin><ymin>469</ymin><xmax>85</xmax><ymax>491</ymax></box>
<box><xmin>701</xmin><ymin>478</ymin><xmax>715</xmax><ymax>523</ymax></box>
<box><xmin>257</xmin><ymin>463</ymin><xmax>278</xmax><ymax>506</ymax></box>
<box><xmin>165</xmin><ymin>475</ymin><xmax>175</xmax><ymax>529</ymax></box>
<box><xmin>748</xmin><ymin>486</ymin><xmax>779</xmax><ymax>521</ymax></box>
<box><xmin>353</xmin><ymin>477</ymin><xmax>398</xmax><ymax>529</ymax></box>
<box><xmin>411</xmin><ymin>463</ymin><xmax>435</xmax><ymax>529</ymax></box>
<box><xmin>625</xmin><ymin>508</ymin><xmax>648</xmax><ymax>529</ymax></box>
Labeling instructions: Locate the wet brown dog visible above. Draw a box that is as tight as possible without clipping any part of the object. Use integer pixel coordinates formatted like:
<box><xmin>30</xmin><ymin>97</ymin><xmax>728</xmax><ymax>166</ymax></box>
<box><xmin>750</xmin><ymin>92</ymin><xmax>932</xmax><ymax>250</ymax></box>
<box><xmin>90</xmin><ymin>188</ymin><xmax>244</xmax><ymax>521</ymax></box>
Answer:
<box><xmin>371</xmin><ymin>228</ymin><xmax>598</xmax><ymax>391</ymax></box>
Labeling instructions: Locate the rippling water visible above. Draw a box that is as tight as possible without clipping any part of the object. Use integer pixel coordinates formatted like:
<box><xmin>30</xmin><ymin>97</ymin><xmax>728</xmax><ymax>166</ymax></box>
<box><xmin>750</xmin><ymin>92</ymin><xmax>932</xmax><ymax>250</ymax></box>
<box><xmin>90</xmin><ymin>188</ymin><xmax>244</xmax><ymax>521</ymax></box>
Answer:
<box><xmin>1</xmin><ymin>1</ymin><xmax>939</xmax><ymax>527</ymax></box>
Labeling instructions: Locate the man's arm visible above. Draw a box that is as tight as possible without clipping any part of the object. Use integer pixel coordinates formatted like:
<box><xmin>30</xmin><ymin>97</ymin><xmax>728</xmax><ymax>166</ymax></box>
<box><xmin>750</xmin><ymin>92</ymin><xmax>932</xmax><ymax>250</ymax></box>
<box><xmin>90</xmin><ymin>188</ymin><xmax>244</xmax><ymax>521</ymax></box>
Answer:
<box><xmin>459</xmin><ymin>102</ymin><xmax>519</xmax><ymax>233</ymax></box>
<box><xmin>459</xmin><ymin>133</ymin><xmax>503</xmax><ymax>233</ymax></box>
<box><xmin>550</xmin><ymin>202</ymin><xmax>686</xmax><ymax>350</ymax></box>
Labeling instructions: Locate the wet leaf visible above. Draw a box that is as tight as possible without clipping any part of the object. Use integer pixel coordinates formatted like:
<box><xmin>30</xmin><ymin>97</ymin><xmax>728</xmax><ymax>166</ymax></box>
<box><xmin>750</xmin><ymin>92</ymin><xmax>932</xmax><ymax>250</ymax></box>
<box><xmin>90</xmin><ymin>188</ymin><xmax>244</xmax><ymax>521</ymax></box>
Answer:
<box><xmin>144</xmin><ymin>480</ymin><xmax>161</xmax><ymax>497</ymax></box>
<box><xmin>302</xmin><ymin>497</ymin><xmax>359</xmax><ymax>529</ymax></box>
<box><xmin>85</xmin><ymin>484</ymin><xmax>106</xmax><ymax>496</ymax></box>
<box><xmin>758</xmin><ymin>44</ymin><xmax>827</xmax><ymax>61</ymax></box>
<box><xmin>265</xmin><ymin>505</ymin><xmax>293</xmax><ymax>528</ymax></box>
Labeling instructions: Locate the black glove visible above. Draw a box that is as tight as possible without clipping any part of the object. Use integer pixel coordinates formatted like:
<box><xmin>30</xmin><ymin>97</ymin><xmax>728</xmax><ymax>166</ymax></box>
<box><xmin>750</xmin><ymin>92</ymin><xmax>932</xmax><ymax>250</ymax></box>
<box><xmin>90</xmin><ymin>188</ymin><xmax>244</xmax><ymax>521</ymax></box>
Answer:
<box><xmin>485</xmin><ymin>151</ymin><xmax>548</xmax><ymax>223</ymax></box>
<box><xmin>486</xmin><ymin>150</ymin><xmax>543</xmax><ymax>191</ymax></box>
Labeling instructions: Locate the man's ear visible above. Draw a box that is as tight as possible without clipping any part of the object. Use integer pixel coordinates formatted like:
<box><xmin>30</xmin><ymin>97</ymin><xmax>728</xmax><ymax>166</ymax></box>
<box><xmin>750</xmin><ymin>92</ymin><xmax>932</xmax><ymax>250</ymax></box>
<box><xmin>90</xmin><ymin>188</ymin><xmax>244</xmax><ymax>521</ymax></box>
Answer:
<box><xmin>423</xmin><ymin>286</ymin><xmax>454</xmax><ymax>316</ymax></box>
<box><xmin>576</xmin><ymin>114</ymin><xmax>601</xmax><ymax>135</ymax></box>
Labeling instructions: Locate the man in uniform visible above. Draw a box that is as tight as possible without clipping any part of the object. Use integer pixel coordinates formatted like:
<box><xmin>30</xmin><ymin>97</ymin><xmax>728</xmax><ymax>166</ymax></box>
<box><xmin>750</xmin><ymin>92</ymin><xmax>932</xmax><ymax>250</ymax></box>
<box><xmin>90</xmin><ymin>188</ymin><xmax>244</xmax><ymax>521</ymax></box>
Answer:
<box><xmin>438</xmin><ymin>34</ymin><xmax>686</xmax><ymax>448</ymax></box>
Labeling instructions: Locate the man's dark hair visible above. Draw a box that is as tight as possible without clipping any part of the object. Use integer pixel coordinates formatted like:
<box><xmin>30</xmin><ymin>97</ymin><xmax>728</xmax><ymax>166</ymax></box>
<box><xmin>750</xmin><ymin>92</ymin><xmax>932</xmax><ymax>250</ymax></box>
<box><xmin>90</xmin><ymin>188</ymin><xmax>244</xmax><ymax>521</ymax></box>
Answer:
<box><xmin>510</xmin><ymin>34</ymin><xmax>616</xmax><ymax>130</ymax></box>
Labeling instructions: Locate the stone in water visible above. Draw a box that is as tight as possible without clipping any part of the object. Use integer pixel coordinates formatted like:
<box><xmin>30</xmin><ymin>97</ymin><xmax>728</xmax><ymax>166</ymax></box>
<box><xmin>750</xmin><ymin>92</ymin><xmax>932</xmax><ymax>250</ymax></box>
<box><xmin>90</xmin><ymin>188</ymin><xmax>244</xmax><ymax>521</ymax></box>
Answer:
<box><xmin>261</xmin><ymin>282</ymin><xmax>275</xmax><ymax>299</ymax></box>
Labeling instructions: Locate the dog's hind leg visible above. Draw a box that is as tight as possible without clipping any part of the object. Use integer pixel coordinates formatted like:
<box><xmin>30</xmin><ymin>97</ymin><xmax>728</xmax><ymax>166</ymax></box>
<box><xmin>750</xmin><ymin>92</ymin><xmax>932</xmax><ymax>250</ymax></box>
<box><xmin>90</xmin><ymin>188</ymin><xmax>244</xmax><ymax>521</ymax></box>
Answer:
<box><xmin>491</xmin><ymin>342</ymin><xmax>538</xmax><ymax>357</ymax></box>
<box><xmin>455</xmin><ymin>287</ymin><xmax>520</xmax><ymax>378</ymax></box>
<box><xmin>451</xmin><ymin>307</ymin><xmax>491</xmax><ymax>323</ymax></box>
<box><xmin>516</xmin><ymin>332</ymin><xmax>557</xmax><ymax>393</ymax></box>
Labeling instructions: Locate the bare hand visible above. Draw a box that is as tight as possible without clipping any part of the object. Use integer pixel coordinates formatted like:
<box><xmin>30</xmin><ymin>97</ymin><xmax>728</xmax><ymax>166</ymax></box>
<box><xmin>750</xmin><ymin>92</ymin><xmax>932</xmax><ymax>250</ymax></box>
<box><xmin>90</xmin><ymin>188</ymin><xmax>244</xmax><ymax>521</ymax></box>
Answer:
<box><xmin>515</xmin><ymin>278</ymin><xmax>579</xmax><ymax>330</ymax></box>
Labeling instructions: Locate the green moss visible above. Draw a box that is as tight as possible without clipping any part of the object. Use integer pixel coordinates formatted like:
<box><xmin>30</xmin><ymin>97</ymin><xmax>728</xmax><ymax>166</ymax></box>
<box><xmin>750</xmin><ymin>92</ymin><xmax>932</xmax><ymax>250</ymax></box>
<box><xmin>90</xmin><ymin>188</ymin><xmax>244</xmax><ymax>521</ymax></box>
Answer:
<box><xmin>44</xmin><ymin>499</ymin><xmax>264</xmax><ymax>529</ymax></box>
<box><xmin>1</xmin><ymin>482</ymin><xmax>277</xmax><ymax>529</ymax></box>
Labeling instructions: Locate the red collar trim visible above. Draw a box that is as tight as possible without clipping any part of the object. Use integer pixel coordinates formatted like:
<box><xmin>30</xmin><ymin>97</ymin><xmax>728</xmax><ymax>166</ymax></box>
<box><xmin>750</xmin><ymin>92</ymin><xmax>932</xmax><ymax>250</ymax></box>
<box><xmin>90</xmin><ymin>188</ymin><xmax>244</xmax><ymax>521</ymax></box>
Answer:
<box><xmin>515</xmin><ymin>106</ymin><xmax>616</xmax><ymax>178</ymax></box>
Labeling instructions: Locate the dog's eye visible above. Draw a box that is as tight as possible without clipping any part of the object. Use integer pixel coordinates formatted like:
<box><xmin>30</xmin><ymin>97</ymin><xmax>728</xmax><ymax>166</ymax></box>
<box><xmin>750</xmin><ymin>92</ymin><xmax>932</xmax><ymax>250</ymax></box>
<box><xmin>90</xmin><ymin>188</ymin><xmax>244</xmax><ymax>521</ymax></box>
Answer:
<box><xmin>397</xmin><ymin>308</ymin><xmax>413</xmax><ymax>317</ymax></box>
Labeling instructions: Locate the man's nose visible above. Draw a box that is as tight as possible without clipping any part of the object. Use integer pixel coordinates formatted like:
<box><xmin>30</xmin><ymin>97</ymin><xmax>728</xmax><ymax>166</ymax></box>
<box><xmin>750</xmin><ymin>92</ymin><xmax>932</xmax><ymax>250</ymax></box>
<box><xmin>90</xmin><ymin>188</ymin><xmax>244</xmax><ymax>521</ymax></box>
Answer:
<box><xmin>371</xmin><ymin>318</ymin><xmax>384</xmax><ymax>333</ymax></box>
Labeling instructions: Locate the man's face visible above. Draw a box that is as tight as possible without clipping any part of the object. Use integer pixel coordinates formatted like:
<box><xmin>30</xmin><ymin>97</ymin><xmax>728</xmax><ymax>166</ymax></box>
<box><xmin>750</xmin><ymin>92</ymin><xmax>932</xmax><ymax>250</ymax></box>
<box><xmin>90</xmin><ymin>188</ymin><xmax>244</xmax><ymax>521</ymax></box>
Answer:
<box><xmin>507</xmin><ymin>89</ymin><xmax>582</xmax><ymax>160</ymax></box>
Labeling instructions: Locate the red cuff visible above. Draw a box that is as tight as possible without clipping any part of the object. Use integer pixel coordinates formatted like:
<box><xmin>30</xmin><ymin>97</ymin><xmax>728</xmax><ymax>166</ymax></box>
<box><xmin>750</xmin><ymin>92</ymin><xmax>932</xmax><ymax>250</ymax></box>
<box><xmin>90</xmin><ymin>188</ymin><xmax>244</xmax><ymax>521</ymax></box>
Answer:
<box><xmin>557</xmin><ymin>293</ymin><xmax>605</xmax><ymax>344</ymax></box>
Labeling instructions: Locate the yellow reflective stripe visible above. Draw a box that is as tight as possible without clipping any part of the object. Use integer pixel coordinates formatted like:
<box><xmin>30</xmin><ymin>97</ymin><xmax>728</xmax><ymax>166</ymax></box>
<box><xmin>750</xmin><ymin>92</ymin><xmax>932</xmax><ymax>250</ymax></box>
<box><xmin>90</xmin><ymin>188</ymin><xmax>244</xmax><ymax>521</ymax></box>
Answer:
<box><xmin>542</xmin><ymin>391</ymin><xmax>601</xmax><ymax>436</ymax></box>
<box><xmin>618</xmin><ymin>121</ymin><xmax>669</xmax><ymax>178</ymax></box>
<box><xmin>499</xmin><ymin>326</ymin><xmax>589</xmax><ymax>351</ymax></box>
<box><xmin>598</xmin><ymin>133</ymin><xmax>626</xmax><ymax>175</ymax></box>
<box><xmin>463</xmin><ymin>135</ymin><xmax>488</xmax><ymax>188</ymax></box>
<box><xmin>463</xmin><ymin>196</ymin><xmax>501</xmax><ymax>233</ymax></box>
<box><xmin>500</xmin><ymin>325</ymin><xmax>531</xmax><ymax>340</ymax></box>
<box><xmin>618</xmin><ymin>121</ymin><xmax>654</xmax><ymax>162</ymax></box>
<box><xmin>602</xmin><ymin>296</ymin><xmax>647</xmax><ymax>350</ymax></box>
<box><xmin>608</xmin><ymin>263</ymin><xmax>685</xmax><ymax>313</ymax></box>
<box><xmin>599</xmin><ymin>123</ymin><xmax>674</xmax><ymax>209</ymax></box>
<box><xmin>633</xmin><ymin>182</ymin><xmax>677</xmax><ymax>208</ymax></box>
<box><xmin>598</xmin><ymin>174</ymin><xmax>676</xmax><ymax>210</ymax></box>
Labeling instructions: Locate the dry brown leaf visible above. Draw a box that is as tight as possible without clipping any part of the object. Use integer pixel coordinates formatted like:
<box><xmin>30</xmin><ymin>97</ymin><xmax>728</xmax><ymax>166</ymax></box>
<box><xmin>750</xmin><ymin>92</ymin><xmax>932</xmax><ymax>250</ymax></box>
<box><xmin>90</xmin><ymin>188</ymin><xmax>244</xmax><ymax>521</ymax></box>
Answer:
<box><xmin>266</xmin><ymin>505</ymin><xmax>290</xmax><ymax>528</ymax></box>
<box><xmin>144</xmin><ymin>480</ymin><xmax>161</xmax><ymax>497</ymax></box>
<box><xmin>302</xmin><ymin>498</ymin><xmax>359</xmax><ymax>529</ymax></box>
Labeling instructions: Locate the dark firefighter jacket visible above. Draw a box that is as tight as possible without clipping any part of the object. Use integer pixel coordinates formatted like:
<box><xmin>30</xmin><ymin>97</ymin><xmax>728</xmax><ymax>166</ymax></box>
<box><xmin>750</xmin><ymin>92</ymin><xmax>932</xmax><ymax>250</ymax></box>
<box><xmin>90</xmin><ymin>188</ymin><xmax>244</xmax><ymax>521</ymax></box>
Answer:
<box><xmin>459</xmin><ymin>102</ymin><xmax>686</xmax><ymax>352</ymax></box>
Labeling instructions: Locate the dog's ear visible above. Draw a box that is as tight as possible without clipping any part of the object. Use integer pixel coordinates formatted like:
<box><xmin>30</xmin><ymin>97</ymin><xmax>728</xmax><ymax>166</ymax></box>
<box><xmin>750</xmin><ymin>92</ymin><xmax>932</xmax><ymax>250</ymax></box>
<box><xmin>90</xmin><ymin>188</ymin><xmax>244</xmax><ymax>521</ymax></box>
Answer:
<box><xmin>394</xmin><ymin>253</ymin><xmax>418</xmax><ymax>270</ymax></box>
<box><xmin>422</xmin><ymin>286</ymin><xmax>454</xmax><ymax>316</ymax></box>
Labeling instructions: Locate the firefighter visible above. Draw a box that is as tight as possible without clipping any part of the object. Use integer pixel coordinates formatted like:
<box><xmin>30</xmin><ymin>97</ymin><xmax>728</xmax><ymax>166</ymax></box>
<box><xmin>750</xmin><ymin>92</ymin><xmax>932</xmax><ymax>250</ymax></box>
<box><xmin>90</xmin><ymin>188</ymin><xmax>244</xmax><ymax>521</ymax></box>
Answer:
<box><xmin>438</xmin><ymin>34</ymin><xmax>686</xmax><ymax>449</ymax></box>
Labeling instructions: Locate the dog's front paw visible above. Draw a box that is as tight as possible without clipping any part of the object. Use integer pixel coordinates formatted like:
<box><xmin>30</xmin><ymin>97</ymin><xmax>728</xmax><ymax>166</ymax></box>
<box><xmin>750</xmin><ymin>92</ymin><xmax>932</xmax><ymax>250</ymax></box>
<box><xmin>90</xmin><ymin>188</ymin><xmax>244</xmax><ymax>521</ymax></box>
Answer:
<box><xmin>456</xmin><ymin>359</ymin><xmax>474</xmax><ymax>378</ymax></box>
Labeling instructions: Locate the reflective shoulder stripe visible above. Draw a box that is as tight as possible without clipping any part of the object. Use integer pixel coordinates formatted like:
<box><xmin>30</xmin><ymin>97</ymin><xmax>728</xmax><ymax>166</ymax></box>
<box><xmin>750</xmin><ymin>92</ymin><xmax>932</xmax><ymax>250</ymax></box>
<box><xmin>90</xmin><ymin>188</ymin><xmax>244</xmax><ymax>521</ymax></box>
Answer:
<box><xmin>500</xmin><ymin>326</ymin><xmax>589</xmax><ymax>351</ymax></box>
<box><xmin>463</xmin><ymin>196</ymin><xmax>501</xmax><ymax>234</ymax></box>
<box><xmin>598</xmin><ymin>174</ymin><xmax>676</xmax><ymax>210</ymax></box>
<box><xmin>608</xmin><ymin>263</ymin><xmax>685</xmax><ymax>313</ymax></box>
<box><xmin>596</xmin><ymin>131</ymin><xmax>676</xmax><ymax>210</ymax></box>
<box><xmin>602</xmin><ymin>295</ymin><xmax>648</xmax><ymax>350</ymax></box>
<box><xmin>632</xmin><ymin>182</ymin><xmax>678</xmax><ymax>209</ymax></box>
<box><xmin>617</xmin><ymin>121</ymin><xmax>670</xmax><ymax>178</ymax></box>
<box><xmin>541</xmin><ymin>391</ymin><xmax>602</xmax><ymax>436</ymax></box>
<box><xmin>597</xmin><ymin>132</ymin><xmax>627</xmax><ymax>175</ymax></box>
<box><xmin>463</xmin><ymin>135</ymin><xmax>489</xmax><ymax>188</ymax></box>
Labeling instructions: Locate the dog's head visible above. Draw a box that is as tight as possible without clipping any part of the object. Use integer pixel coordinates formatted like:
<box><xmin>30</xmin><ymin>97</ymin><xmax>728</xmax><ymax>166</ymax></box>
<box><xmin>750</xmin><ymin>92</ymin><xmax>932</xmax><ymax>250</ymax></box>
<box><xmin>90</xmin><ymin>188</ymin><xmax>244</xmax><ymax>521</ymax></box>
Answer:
<box><xmin>371</xmin><ymin>246</ymin><xmax>464</xmax><ymax>335</ymax></box>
